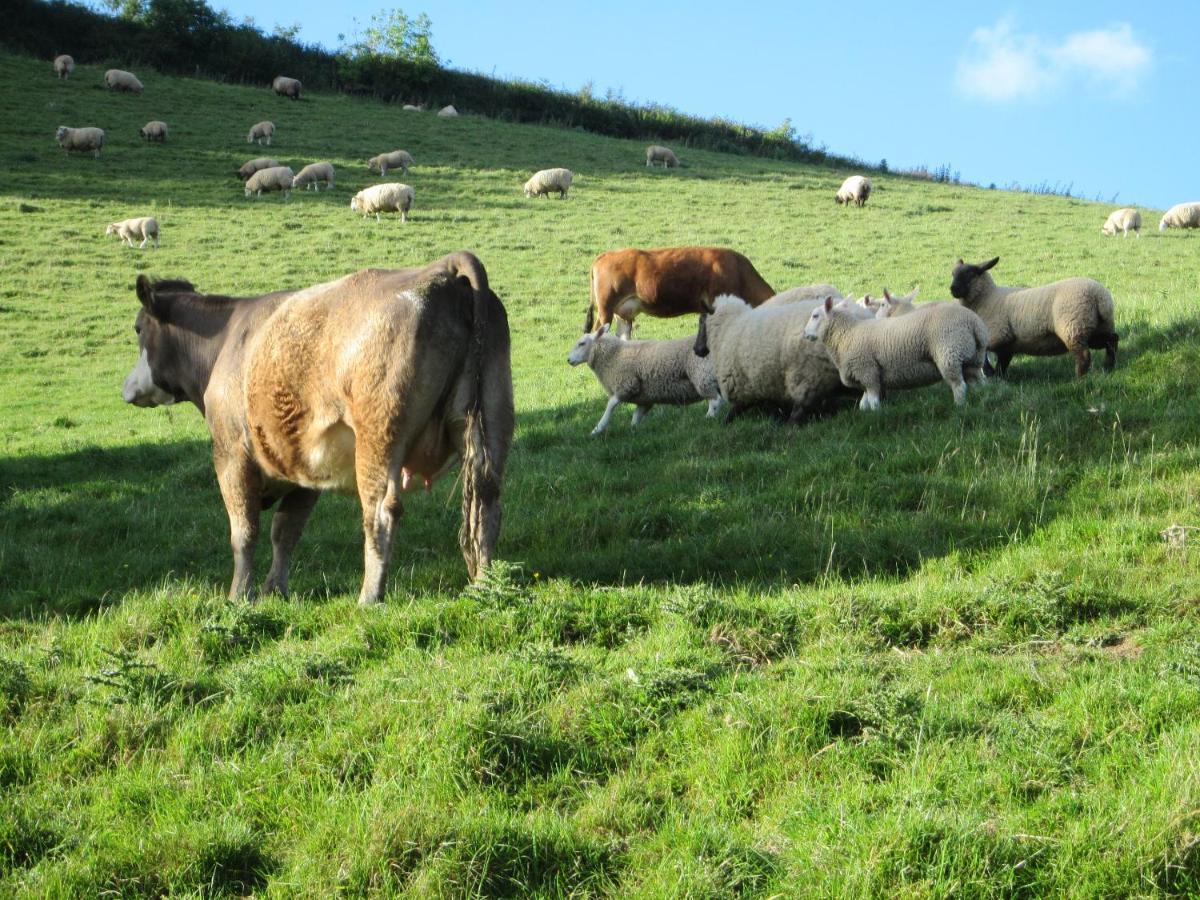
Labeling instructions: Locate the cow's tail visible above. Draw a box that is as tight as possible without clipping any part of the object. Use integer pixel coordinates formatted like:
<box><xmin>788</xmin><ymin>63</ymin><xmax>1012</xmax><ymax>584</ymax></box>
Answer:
<box><xmin>447</xmin><ymin>252</ymin><xmax>513</xmax><ymax>581</ymax></box>
<box><xmin>584</xmin><ymin>264</ymin><xmax>596</xmax><ymax>333</ymax></box>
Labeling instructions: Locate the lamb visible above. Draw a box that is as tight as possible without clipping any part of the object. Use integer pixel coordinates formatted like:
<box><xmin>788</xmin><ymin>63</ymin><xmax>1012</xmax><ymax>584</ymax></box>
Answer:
<box><xmin>1101</xmin><ymin>208</ymin><xmax>1141</xmax><ymax>237</ymax></box>
<box><xmin>272</xmin><ymin>76</ymin><xmax>302</xmax><ymax>100</ymax></box>
<box><xmin>835</xmin><ymin>175</ymin><xmax>871</xmax><ymax>207</ymax></box>
<box><xmin>950</xmin><ymin>256</ymin><xmax>1118</xmax><ymax>377</ymax></box>
<box><xmin>367</xmin><ymin>149</ymin><xmax>414</xmax><ymax>177</ymax></box>
<box><xmin>293</xmin><ymin>162</ymin><xmax>335</xmax><ymax>191</ymax></box>
<box><xmin>139</xmin><ymin>120</ymin><xmax>168</xmax><ymax>142</ymax></box>
<box><xmin>351</xmin><ymin>183</ymin><xmax>414</xmax><ymax>221</ymax></box>
<box><xmin>244</xmin><ymin>166</ymin><xmax>294</xmax><ymax>200</ymax></box>
<box><xmin>761</xmin><ymin>283</ymin><xmax>844</xmax><ymax>307</ymax></box>
<box><xmin>1158</xmin><ymin>202</ymin><xmax>1200</xmax><ymax>232</ymax></box>
<box><xmin>236</xmin><ymin>157</ymin><xmax>280</xmax><ymax>181</ymax></box>
<box><xmin>247</xmin><ymin>121</ymin><xmax>275</xmax><ymax>146</ymax></box>
<box><xmin>106</xmin><ymin>217</ymin><xmax>159</xmax><ymax>249</ymax></box>
<box><xmin>871</xmin><ymin>288</ymin><xmax>927</xmax><ymax>318</ymax></box>
<box><xmin>53</xmin><ymin>55</ymin><xmax>74</xmax><ymax>79</ymax></box>
<box><xmin>646</xmin><ymin>145</ymin><xmax>680</xmax><ymax>168</ymax></box>
<box><xmin>437</xmin><ymin>105</ymin><xmax>458</xmax><ymax>117</ymax></box>
<box><xmin>524</xmin><ymin>168</ymin><xmax>573</xmax><ymax>199</ymax></box>
<box><xmin>104</xmin><ymin>69</ymin><xmax>144</xmax><ymax>94</ymax></box>
<box><xmin>567</xmin><ymin>326</ymin><xmax>722</xmax><ymax>434</ymax></box>
<box><xmin>54</xmin><ymin>125</ymin><xmax>105</xmax><ymax>158</ymax></box>
<box><xmin>803</xmin><ymin>296</ymin><xmax>988</xmax><ymax>409</ymax></box>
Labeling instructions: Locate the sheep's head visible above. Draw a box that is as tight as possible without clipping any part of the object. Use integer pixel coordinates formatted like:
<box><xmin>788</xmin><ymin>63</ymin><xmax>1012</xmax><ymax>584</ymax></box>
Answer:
<box><xmin>1159</xmin><ymin>216</ymin><xmax>1169</xmax><ymax>232</ymax></box>
<box><xmin>350</xmin><ymin>196</ymin><xmax>361</xmax><ymax>212</ymax></box>
<box><xmin>950</xmin><ymin>257</ymin><xmax>998</xmax><ymax>300</ymax></box>
<box><xmin>105</xmin><ymin>223</ymin><xmax>117</xmax><ymax>236</ymax></box>
<box><xmin>804</xmin><ymin>297</ymin><xmax>835</xmax><ymax>341</ymax></box>
<box><xmin>568</xmin><ymin>325</ymin><xmax>607</xmax><ymax>366</ymax></box>
<box><xmin>55</xmin><ymin>126</ymin><xmax>68</xmax><ymax>142</ymax></box>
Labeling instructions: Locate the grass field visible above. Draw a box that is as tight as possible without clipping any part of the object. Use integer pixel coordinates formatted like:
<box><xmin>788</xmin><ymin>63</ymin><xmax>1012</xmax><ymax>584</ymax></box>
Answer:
<box><xmin>2</xmin><ymin>50</ymin><xmax>1200</xmax><ymax>896</ymax></box>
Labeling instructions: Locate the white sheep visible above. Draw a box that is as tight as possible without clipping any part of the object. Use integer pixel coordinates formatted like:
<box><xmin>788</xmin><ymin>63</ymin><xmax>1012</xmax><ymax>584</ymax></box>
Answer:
<box><xmin>351</xmin><ymin>183</ymin><xmax>414</xmax><ymax>221</ymax></box>
<box><xmin>437</xmin><ymin>105</ymin><xmax>458</xmax><ymax>117</ymax></box>
<box><xmin>1158</xmin><ymin>202</ymin><xmax>1200</xmax><ymax>232</ymax></box>
<box><xmin>104</xmin><ymin>68</ymin><xmax>143</xmax><ymax>94</ymax></box>
<box><xmin>871</xmin><ymin>288</ymin><xmax>927</xmax><ymax>318</ymax></box>
<box><xmin>524</xmin><ymin>168</ymin><xmax>573</xmax><ymax>199</ymax></box>
<box><xmin>646</xmin><ymin>145</ymin><xmax>679</xmax><ymax>168</ymax></box>
<box><xmin>568</xmin><ymin>325</ymin><xmax>722</xmax><ymax>434</ymax></box>
<box><xmin>835</xmin><ymin>175</ymin><xmax>871</xmax><ymax>207</ymax></box>
<box><xmin>55</xmin><ymin>125</ymin><xmax>105</xmax><ymax>158</ymax></box>
<box><xmin>804</xmin><ymin>296</ymin><xmax>988</xmax><ymax>409</ymax></box>
<box><xmin>139</xmin><ymin>120</ymin><xmax>168</xmax><ymax>142</ymax></box>
<box><xmin>244</xmin><ymin>165</ymin><xmax>294</xmax><ymax>200</ymax></box>
<box><xmin>106</xmin><ymin>216</ymin><xmax>159</xmax><ymax>249</ymax></box>
<box><xmin>1101</xmin><ymin>208</ymin><xmax>1141</xmax><ymax>237</ymax></box>
<box><xmin>247</xmin><ymin>121</ymin><xmax>275</xmax><ymax>145</ymax></box>
<box><xmin>402</xmin><ymin>103</ymin><xmax>425</xmax><ymax>111</ymax></box>
<box><xmin>949</xmin><ymin>256</ymin><xmax>1119</xmax><ymax>377</ymax></box>
<box><xmin>53</xmin><ymin>55</ymin><xmax>74</xmax><ymax>80</ymax></box>
<box><xmin>293</xmin><ymin>162</ymin><xmax>335</xmax><ymax>191</ymax></box>
<box><xmin>236</xmin><ymin>157</ymin><xmax>280</xmax><ymax>181</ymax></box>
<box><xmin>367</xmin><ymin>149</ymin><xmax>414</xmax><ymax>177</ymax></box>
<box><xmin>272</xmin><ymin>76</ymin><xmax>302</xmax><ymax>100</ymax></box>
<box><xmin>761</xmin><ymin>283</ymin><xmax>845</xmax><ymax>308</ymax></box>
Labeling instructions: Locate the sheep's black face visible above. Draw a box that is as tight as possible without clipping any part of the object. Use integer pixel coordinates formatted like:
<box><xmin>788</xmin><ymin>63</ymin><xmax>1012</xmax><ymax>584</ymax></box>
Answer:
<box><xmin>949</xmin><ymin>263</ymin><xmax>976</xmax><ymax>299</ymax></box>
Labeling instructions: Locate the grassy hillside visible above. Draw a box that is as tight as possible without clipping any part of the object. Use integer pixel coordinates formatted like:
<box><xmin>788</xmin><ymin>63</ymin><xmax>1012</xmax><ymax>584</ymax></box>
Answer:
<box><xmin>1</xmin><ymin>52</ymin><xmax>1199</xmax><ymax>896</ymax></box>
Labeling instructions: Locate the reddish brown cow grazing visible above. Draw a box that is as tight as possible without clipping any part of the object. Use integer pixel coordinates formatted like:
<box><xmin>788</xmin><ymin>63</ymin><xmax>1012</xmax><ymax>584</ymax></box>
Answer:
<box><xmin>584</xmin><ymin>246</ymin><xmax>775</xmax><ymax>337</ymax></box>
<box><xmin>122</xmin><ymin>252</ymin><xmax>513</xmax><ymax>605</ymax></box>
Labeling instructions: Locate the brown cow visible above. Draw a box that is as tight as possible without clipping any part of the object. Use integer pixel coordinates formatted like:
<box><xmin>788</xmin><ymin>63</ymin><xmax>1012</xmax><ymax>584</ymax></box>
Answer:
<box><xmin>584</xmin><ymin>246</ymin><xmax>775</xmax><ymax>337</ymax></box>
<box><xmin>122</xmin><ymin>251</ymin><xmax>514</xmax><ymax>605</ymax></box>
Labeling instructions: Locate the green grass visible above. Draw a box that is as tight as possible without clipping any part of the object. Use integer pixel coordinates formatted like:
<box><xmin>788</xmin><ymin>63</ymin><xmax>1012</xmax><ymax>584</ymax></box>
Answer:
<box><xmin>2</xmin><ymin>51</ymin><xmax>1199</xmax><ymax>896</ymax></box>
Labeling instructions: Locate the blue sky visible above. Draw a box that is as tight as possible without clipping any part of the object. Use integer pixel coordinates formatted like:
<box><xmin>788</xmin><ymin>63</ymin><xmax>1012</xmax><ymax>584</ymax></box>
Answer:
<box><xmin>206</xmin><ymin>1</ymin><xmax>1192</xmax><ymax>209</ymax></box>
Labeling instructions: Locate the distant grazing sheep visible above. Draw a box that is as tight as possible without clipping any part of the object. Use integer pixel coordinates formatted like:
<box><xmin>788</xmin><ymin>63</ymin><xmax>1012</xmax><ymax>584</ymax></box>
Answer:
<box><xmin>244</xmin><ymin>165</ymin><xmax>294</xmax><ymax>200</ymax></box>
<box><xmin>524</xmin><ymin>168</ymin><xmax>573</xmax><ymax>199</ymax></box>
<box><xmin>835</xmin><ymin>175</ymin><xmax>871</xmax><ymax>207</ymax></box>
<box><xmin>139</xmin><ymin>120</ymin><xmax>168</xmax><ymax>142</ymax></box>
<box><xmin>293</xmin><ymin>162</ymin><xmax>335</xmax><ymax>191</ymax></box>
<box><xmin>646</xmin><ymin>145</ymin><xmax>679</xmax><ymax>168</ymax></box>
<box><xmin>272</xmin><ymin>76</ymin><xmax>302</xmax><ymax>100</ymax></box>
<box><xmin>1101</xmin><ymin>208</ymin><xmax>1141</xmax><ymax>237</ymax></box>
<box><xmin>104</xmin><ymin>68</ymin><xmax>143</xmax><ymax>94</ymax></box>
<box><xmin>247</xmin><ymin>121</ymin><xmax>275</xmax><ymax>145</ymax></box>
<box><xmin>55</xmin><ymin>125</ymin><xmax>105</xmax><ymax>157</ymax></box>
<box><xmin>402</xmin><ymin>103</ymin><xmax>425</xmax><ymax>111</ymax></box>
<box><xmin>1158</xmin><ymin>202</ymin><xmax>1200</xmax><ymax>232</ymax></box>
<box><xmin>53</xmin><ymin>55</ymin><xmax>74</xmax><ymax>79</ymax></box>
<box><xmin>351</xmin><ymin>183</ymin><xmax>414</xmax><ymax>221</ymax></box>
<box><xmin>437</xmin><ymin>105</ymin><xmax>458</xmax><ymax>117</ymax></box>
<box><xmin>237</xmin><ymin>157</ymin><xmax>280</xmax><ymax>181</ymax></box>
<box><xmin>106</xmin><ymin>217</ymin><xmax>159</xmax><ymax>249</ymax></box>
<box><xmin>367</xmin><ymin>149</ymin><xmax>414</xmax><ymax>177</ymax></box>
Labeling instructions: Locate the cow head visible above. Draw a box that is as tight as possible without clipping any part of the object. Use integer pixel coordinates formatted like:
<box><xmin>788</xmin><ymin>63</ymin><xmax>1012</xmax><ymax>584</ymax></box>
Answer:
<box><xmin>950</xmin><ymin>256</ymin><xmax>999</xmax><ymax>300</ymax></box>
<box><xmin>122</xmin><ymin>275</ymin><xmax>186</xmax><ymax>406</ymax></box>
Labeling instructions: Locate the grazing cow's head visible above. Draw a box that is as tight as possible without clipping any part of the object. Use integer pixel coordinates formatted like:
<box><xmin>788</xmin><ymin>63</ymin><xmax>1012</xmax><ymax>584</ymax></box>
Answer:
<box><xmin>568</xmin><ymin>324</ymin><xmax>608</xmax><ymax>366</ymax></box>
<box><xmin>803</xmin><ymin>297</ymin><xmax>835</xmax><ymax>341</ymax></box>
<box><xmin>122</xmin><ymin>275</ymin><xmax>189</xmax><ymax>407</ymax></box>
<box><xmin>949</xmin><ymin>256</ymin><xmax>999</xmax><ymax>300</ymax></box>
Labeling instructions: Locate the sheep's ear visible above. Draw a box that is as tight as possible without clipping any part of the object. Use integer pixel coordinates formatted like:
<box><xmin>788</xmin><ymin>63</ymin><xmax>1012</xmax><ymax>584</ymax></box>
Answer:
<box><xmin>823</xmin><ymin>296</ymin><xmax>833</xmax><ymax>312</ymax></box>
<box><xmin>883</xmin><ymin>288</ymin><xmax>892</xmax><ymax>301</ymax></box>
<box><xmin>956</xmin><ymin>258</ymin><xmax>964</xmax><ymax>266</ymax></box>
<box><xmin>982</xmin><ymin>256</ymin><xmax>999</xmax><ymax>271</ymax></box>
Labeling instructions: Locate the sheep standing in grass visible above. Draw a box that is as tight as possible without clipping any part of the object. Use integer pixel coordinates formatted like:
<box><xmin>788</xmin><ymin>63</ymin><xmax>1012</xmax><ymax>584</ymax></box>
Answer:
<box><xmin>55</xmin><ymin>125</ymin><xmax>105</xmax><ymax>157</ymax></box>
<box><xmin>247</xmin><ymin>121</ymin><xmax>275</xmax><ymax>145</ymax></box>
<box><xmin>1101</xmin><ymin>208</ymin><xmax>1141</xmax><ymax>237</ymax></box>
<box><xmin>524</xmin><ymin>168</ymin><xmax>573</xmax><ymax>199</ymax></box>
<box><xmin>367</xmin><ymin>150</ymin><xmax>414</xmax><ymax>177</ymax></box>
<box><xmin>871</xmin><ymin>288</ymin><xmax>927</xmax><ymax>318</ymax></box>
<box><xmin>351</xmin><ymin>183</ymin><xmax>414</xmax><ymax>221</ymax></box>
<box><xmin>244</xmin><ymin>165</ymin><xmax>294</xmax><ymax>199</ymax></box>
<box><xmin>646</xmin><ymin>145</ymin><xmax>679</xmax><ymax>168</ymax></box>
<box><xmin>1158</xmin><ymin>202</ymin><xmax>1200</xmax><ymax>232</ymax></box>
<box><xmin>950</xmin><ymin>257</ymin><xmax>1119</xmax><ymax>377</ymax></box>
<box><xmin>761</xmin><ymin>283</ymin><xmax>844</xmax><ymax>307</ymax></box>
<box><xmin>236</xmin><ymin>157</ymin><xmax>280</xmax><ymax>181</ymax></box>
<box><xmin>293</xmin><ymin>162</ymin><xmax>335</xmax><ymax>191</ymax></box>
<box><xmin>402</xmin><ymin>103</ymin><xmax>424</xmax><ymax>111</ymax></box>
<box><xmin>568</xmin><ymin>325</ymin><xmax>721</xmax><ymax>434</ymax></box>
<box><xmin>53</xmin><ymin>55</ymin><xmax>74</xmax><ymax>79</ymax></box>
<box><xmin>140</xmin><ymin>120</ymin><xmax>168</xmax><ymax>142</ymax></box>
<box><xmin>437</xmin><ymin>105</ymin><xmax>458</xmax><ymax>117</ymax></box>
<box><xmin>106</xmin><ymin>217</ymin><xmax>159</xmax><ymax>249</ymax></box>
<box><xmin>835</xmin><ymin>175</ymin><xmax>871</xmax><ymax>207</ymax></box>
<box><xmin>272</xmin><ymin>76</ymin><xmax>302</xmax><ymax>100</ymax></box>
<box><xmin>804</xmin><ymin>296</ymin><xmax>988</xmax><ymax>409</ymax></box>
<box><xmin>104</xmin><ymin>69</ymin><xmax>143</xmax><ymax>93</ymax></box>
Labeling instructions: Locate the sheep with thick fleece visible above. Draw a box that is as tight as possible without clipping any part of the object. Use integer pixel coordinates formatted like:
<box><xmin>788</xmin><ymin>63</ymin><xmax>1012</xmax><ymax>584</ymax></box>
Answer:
<box><xmin>835</xmin><ymin>175</ymin><xmax>871</xmax><ymax>207</ymax></box>
<box><xmin>524</xmin><ymin>168</ymin><xmax>573</xmax><ymax>199</ymax></box>
<box><xmin>272</xmin><ymin>76</ymin><xmax>302</xmax><ymax>100</ymax></box>
<box><xmin>244</xmin><ymin>165</ymin><xmax>293</xmax><ymax>199</ymax></box>
<box><xmin>106</xmin><ymin>217</ymin><xmax>159</xmax><ymax>249</ymax></box>
<box><xmin>870</xmin><ymin>288</ymin><xmax>927</xmax><ymax>318</ymax></box>
<box><xmin>236</xmin><ymin>157</ymin><xmax>280</xmax><ymax>181</ymax></box>
<box><xmin>53</xmin><ymin>55</ymin><xmax>74</xmax><ymax>79</ymax></box>
<box><xmin>646</xmin><ymin>145</ymin><xmax>679</xmax><ymax>168</ymax></box>
<box><xmin>105</xmin><ymin>69</ymin><xmax>143</xmax><ymax>93</ymax></box>
<box><xmin>292</xmin><ymin>162</ymin><xmax>335</xmax><ymax>191</ymax></box>
<box><xmin>568</xmin><ymin>325</ymin><xmax>721</xmax><ymax>434</ymax></box>
<box><xmin>55</xmin><ymin>126</ymin><xmax>105</xmax><ymax>157</ymax></box>
<box><xmin>140</xmin><ymin>120</ymin><xmax>168</xmax><ymax>142</ymax></box>
<box><xmin>437</xmin><ymin>105</ymin><xmax>458</xmax><ymax>117</ymax></box>
<box><xmin>351</xmin><ymin>183</ymin><xmax>414</xmax><ymax>221</ymax></box>
<box><xmin>949</xmin><ymin>256</ymin><xmax>1118</xmax><ymax>377</ymax></box>
<box><xmin>247</xmin><ymin>121</ymin><xmax>275</xmax><ymax>145</ymax></box>
<box><xmin>761</xmin><ymin>283</ymin><xmax>844</xmax><ymax>308</ymax></box>
<box><xmin>1101</xmin><ymin>208</ymin><xmax>1141</xmax><ymax>237</ymax></box>
<box><xmin>1158</xmin><ymin>202</ymin><xmax>1200</xmax><ymax>232</ymax></box>
<box><xmin>367</xmin><ymin>150</ymin><xmax>413</xmax><ymax>177</ymax></box>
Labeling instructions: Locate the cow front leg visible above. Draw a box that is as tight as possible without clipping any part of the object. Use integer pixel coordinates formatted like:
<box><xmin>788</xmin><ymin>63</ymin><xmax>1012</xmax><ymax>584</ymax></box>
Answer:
<box><xmin>263</xmin><ymin>488</ymin><xmax>320</xmax><ymax>596</ymax></box>
<box><xmin>356</xmin><ymin>465</ymin><xmax>402</xmax><ymax>605</ymax></box>
<box><xmin>214</xmin><ymin>454</ymin><xmax>262</xmax><ymax>600</ymax></box>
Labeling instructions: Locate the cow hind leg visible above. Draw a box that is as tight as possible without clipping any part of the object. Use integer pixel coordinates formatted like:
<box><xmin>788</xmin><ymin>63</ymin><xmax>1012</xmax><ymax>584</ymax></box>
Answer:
<box><xmin>356</xmin><ymin>459</ymin><xmax>403</xmax><ymax>606</ymax></box>
<box><xmin>263</xmin><ymin>488</ymin><xmax>320</xmax><ymax>596</ymax></box>
<box><xmin>214</xmin><ymin>454</ymin><xmax>262</xmax><ymax>600</ymax></box>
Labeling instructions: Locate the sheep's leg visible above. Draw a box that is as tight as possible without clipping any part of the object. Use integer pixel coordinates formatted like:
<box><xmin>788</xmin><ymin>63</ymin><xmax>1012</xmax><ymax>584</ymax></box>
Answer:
<box><xmin>262</xmin><ymin>487</ymin><xmax>320</xmax><ymax>596</ymax></box>
<box><xmin>723</xmin><ymin>403</ymin><xmax>748</xmax><ymax>424</ymax></box>
<box><xmin>705</xmin><ymin>396</ymin><xmax>724</xmax><ymax>418</ymax></box>
<box><xmin>990</xmin><ymin>348</ymin><xmax>1013</xmax><ymax>377</ymax></box>
<box><xmin>631</xmin><ymin>404</ymin><xmax>652</xmax><ymax>427</ymax></box>
<box><xmin>858</xmin><ymin>391</ymin><xmax>882</xmax><ymax>411</ymax></box>
<box><xmin>787</xmin><ymin>402</ymin><xmax>809</xmax><ymax>425</ymax></box>
<box><xmin>138</xmin><ymin>235</ymin><xmax>148</xmax><ymax>249</ymax></box>
<box><xmin>592</xmin><ymin>396</ymin><xmax>622</xmax><ymax>435</ymax></box>
<box><xmin>1070</xmin><ymin>344</ymin><xmax>1092</xmax><ymax>377</ymax></box>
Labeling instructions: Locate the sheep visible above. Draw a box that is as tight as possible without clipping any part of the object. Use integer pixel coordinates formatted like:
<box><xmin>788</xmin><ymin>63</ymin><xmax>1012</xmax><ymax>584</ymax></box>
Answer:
<box><xmin>803</xmin><ymin>296</ymin><xmax>988</xmax><ymax>409</ymax></box>
<box><xmin>293</xmin><ymin>162</ymin><xmax>335</xmax><ymax>191</ymax></box>
<box><xmin>367</xmin><ymin>149</ymin><xmax>414</xmax><ymax>177</ymax></box>
<box><xmin>567</xmin><ymin>325</ymin><xmax>722</xmax><ymax>434</ymax></box>
<box><xmin>139</xmin><ymin>120</ymin><xmax>168</xmax><ymax>142</ymax></box>
<box><xmin>870</xmin><ymin>288</ymin><xmax>928</xmax><ymax>318</ymax></box>
<box><xmin>761</xmin><ymin>283</ymin><xmax>845</xmax><ymax>307</ymax></box>
<box><xmin>437</xmin><ymin>105</ymin><xmax>458</xmax><ymax>117</ymax></box>
<box><xmin>53</xmin><ymin>55</ymin><xmax>74</xmax><ymax>80</ymax></box>
<box><xmin>1158</xmin><ymin>202</ymin><xmax>1200</xmax><ymax>232</ymax></box>
<box><xmin>949</xmin><ymin>256</ymin><xmax>1118</xmax><ymax>377</ymax></box>
<box><xmin>351</xmin><ymin>183</ymin><xmax>414</xmax><ymax>222</ymax></box>
<box><xmin>54</xmin><ymin>125</ymin><xmax>105</xmax><ymax>158</ymax></box>
<box><xmin>646</xmin><ymin>145</ymin><xmax>679</xmax><ymax>168</ymax></box>
<box><xmin>236</xmin><ymin>157</ymin><xmax>280</xmax><ymax>181</ymax></box>
<box><xmin>835</xmin><ymin>175</ymin><xmax>871</xmax><ymax>207</ymax></box>
<box><xmin>402</xmin><ymin>103</ymin><xmax>425</xmax><ymax>111</ymax></box>
<box><xmin>247</xmin><ymin>121</ymin><xmax>275</xmax><ymax>145</ymax></box>
<box><xmin>1101</xmin><ymin>208</ymin><xmax>1141</xmax><ymax>237</ymax></box>
<box><xmin>106</xmin><ymin>217</ymin><xmax>159</xmax><ymax>249</ymax></box>
<box><xmin>272</xmin><ymin>76</ymin><xmax>302</xmax><ymax>100</ymax></box>
<box><xmin>524</xmin><ymin>168</ymin><xmax>573</xmax><ymax>199</ymax></box>
<box><xmin>104</xmin><ymin>69</ymin><xmax>143</xmax><ymax>94</ymax></box>
<box><xmin>244</xmin><ymin>165</ymin><xmax>294</xmax><ymax>200</ymax></box>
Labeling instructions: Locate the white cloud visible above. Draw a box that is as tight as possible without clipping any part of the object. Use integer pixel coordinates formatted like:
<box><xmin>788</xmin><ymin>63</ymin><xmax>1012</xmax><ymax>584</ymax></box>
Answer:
<box><xmin>956</xmin><ymin>19</ymin><xmax>1151</xmax><ymax>102</ymax></box>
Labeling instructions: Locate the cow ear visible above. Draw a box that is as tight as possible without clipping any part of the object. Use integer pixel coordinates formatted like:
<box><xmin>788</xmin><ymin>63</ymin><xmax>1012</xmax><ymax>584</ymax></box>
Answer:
<box><xmin>136</xmin><ymin>275</ymin><xmax>155</xmax><ymax>310</ymax></box>
<box><xmin>982</xmin><ymin>256</ymin><xmax>999</xmax><ymax>271</ymax></box>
